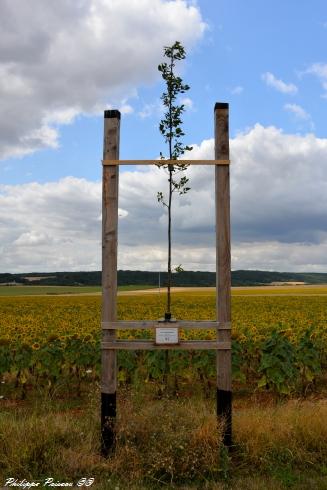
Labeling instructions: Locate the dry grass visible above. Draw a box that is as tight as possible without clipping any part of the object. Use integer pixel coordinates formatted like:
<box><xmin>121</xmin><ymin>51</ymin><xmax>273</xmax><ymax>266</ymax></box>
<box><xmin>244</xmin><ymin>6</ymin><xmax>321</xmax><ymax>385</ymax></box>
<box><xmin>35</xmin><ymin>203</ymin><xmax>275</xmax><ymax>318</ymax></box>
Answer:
<box><xmin>234</xmin><ymin>399</ymin><xmax>327</xmax><ymax>467</ymax></box>
<box><xmin>106</xmin><ymin>396</ymin><xmax>223</xmax><ymax>484</ymax></box>
<box><xmin>0</xmin><ymin>391</ymin><xmax>327</xmax><ymax>488</ymax></box>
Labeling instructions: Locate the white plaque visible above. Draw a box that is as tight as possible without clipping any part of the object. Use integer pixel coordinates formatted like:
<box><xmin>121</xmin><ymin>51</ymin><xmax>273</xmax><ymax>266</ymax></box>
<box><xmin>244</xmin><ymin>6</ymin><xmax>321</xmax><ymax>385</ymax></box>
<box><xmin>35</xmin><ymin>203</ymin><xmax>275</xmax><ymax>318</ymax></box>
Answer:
<box><xmin>155</xmin><ymin>327</ymin><xmax>179</xmax><ymax>345</ymax></box>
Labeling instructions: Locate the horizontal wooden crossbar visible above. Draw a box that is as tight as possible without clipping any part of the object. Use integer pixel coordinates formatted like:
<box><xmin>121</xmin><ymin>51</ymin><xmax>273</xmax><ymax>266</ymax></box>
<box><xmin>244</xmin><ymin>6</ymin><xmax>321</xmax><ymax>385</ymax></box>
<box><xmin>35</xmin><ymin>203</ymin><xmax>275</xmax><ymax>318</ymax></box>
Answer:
<box><xmin>102</xmin><ymin>159</ymin><xmax>230</xmax><ymax>166</ymax></box>
<box><xmin>101</xmin><ymin>321</ymin><xmax>231</xmax><ymax>330</ymax></box>
<box><xmin>101</xmin><ymin>340</ymin><xmax>231</xmax><ymax>350</ymax></box>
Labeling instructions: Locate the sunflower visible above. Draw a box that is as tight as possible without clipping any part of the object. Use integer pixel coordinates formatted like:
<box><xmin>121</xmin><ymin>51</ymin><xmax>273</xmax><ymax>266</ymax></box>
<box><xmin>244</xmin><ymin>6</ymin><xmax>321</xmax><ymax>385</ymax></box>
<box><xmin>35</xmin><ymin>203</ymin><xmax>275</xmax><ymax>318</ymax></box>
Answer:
<box><xmin>0</xmin><ymin>338</ymin><xmax>10</xmax><ymax>346</ymax></box>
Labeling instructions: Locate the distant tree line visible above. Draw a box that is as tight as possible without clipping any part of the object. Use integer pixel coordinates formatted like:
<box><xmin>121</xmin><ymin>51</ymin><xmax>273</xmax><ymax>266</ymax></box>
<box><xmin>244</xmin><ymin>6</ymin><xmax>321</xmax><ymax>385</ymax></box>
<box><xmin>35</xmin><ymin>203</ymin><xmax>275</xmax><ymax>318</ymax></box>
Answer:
<box><xmin>1</xmin><ymin>270</ymin><xmax>327</xmax><ymax>287</ymax></box>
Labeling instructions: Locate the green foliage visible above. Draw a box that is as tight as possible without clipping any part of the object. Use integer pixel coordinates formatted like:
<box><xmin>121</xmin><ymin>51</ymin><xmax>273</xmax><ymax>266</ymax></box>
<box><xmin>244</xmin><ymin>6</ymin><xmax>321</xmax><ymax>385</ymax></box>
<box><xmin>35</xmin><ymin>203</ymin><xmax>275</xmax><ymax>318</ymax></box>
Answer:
<box><xmin>118</xmin><ymin>350</ymin><xmax>138</xmax><ymax>383</ymax></box>
<box><xmin>158</xmin><ymin>42</ymin><xmax>192</xmax><ymax>160</ymax></box>
<box><xmin>169</xmin><ymin>349</ymin><xmax>193</xmax><ymax>377</ymax></box>
<box><xmin>295</xmin><ymin>328</ymin><xmax>322</xmax><ymax>393</ymax></box>
<box><xmin>145</xmin><ymin>350</ymin><xmax>168</xmax><ymax>381</ymax></box>
<box><xmin>4</xmin><ymin>270</ymin><xmax>327</xmax><ymax>290</ymax></box>
<box><xmin>157</xmin><ymin>41</ymin><xmax>192</xmax><ymax>203</ymax></box>
<box><xmin>1</xmin><ymin>331</ymin><xmax>326</xmax><ymax>398</ymax></box>
<box><xmin>270</xmin><ymin>465</ymin><xmax>300</xmax><ymax>487</ymax></box>
<box><xmin>32</xmin><ymin>338</ymin><xmax>65</xmax><ymax>390</ymax></box>
<box><xmin>258</xmin><ymin>331</ymin><xmax>298</xmax><ymax>395</ymax></box>
<box><xmin>0</xmin><ymin>339</ymin><xmax>13</xmax><ymax>376</ymax></box>
<box><xmin>219</xmin><ymin>445</ymin><xmax>231</xmax><ymax>481</ymax></box>
<box><xmin>232</xmin><ymin>339</ymin><xmax>246</xmax><ymax>383</ymax></box>
<box><xmin>255</xmin><ymin>329</ymin><xmax>323</xmax><ymax>396</ymax></box>
<box><xmin>193</xmin><ymin>350</ymin><xmax>215</xmax><ymax>379</ymax></box>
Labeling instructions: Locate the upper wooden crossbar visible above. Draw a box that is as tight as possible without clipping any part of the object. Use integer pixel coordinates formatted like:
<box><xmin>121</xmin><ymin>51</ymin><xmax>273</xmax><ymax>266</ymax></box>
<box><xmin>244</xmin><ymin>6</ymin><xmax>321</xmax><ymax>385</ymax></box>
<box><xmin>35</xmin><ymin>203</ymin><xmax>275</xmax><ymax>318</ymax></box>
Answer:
<box><xmin>102</xmin><ymin>159</ymin><xmax>230</xmax><ymax>166</ymax></box>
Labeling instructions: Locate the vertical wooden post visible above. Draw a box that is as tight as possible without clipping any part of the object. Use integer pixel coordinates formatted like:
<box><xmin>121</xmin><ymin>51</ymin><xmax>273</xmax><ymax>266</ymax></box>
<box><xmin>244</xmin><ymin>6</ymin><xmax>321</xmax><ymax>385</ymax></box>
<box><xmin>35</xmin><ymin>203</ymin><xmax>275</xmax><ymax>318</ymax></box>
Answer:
<box><xmin>215</xmin><ymin>102</ymin><xmax>232</xmax><ymax>447</ymax></box>
<box><xmin>101</xmin><ymin>109</ymin><xmax>120</xmax><ymax>456</ymax></box>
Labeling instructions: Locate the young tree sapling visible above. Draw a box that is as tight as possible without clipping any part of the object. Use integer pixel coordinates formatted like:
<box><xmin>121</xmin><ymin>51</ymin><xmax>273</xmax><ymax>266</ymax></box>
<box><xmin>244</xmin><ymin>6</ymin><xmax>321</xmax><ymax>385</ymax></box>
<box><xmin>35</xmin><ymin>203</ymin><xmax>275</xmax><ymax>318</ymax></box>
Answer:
<box><xmin>157</xmin><ymin>41</ymin><xmax>192</xmax><ymax>321</ymax></box>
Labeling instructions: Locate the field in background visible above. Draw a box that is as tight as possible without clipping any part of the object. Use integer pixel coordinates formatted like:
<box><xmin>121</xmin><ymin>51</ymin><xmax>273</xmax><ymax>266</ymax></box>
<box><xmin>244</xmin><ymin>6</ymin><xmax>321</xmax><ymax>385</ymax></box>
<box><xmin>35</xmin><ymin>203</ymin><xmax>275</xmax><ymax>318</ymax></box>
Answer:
<box><xmin>1</xmin><ymin>283</ymin><xmax>327</xmax><ymax>297</ymax></box>
<box><xmin>1</xmin><ymin>288</ymin><xmax>326</xmax><ymax>396</ymax></box>
<box><xmin>0</xmin><ymin>284</ymin><xmax>157</xmax><ymax>296</ymax></box>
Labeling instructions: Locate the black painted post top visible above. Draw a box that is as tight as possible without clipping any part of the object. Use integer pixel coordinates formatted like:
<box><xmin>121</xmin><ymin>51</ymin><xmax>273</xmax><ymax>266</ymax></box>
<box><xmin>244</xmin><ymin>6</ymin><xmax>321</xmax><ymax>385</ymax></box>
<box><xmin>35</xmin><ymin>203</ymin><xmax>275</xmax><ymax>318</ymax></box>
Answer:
<box><xmin>214</xmin><ymin>102</ymin><xmax>229</xmax><ymax>111</ymax></box>
<box><xmin>104</xmin><ymin>109</ymin><xmax>121</xmax><ymax>119</ymax></box>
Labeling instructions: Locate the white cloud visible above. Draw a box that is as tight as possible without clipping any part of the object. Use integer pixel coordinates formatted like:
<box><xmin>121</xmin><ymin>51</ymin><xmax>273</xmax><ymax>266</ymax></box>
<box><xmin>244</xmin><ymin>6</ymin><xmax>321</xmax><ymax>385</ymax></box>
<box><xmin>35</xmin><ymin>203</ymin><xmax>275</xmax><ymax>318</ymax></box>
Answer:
<box><xmin>180</xmin><ymin>97</ymin><xmax>194</xmax><ymax>109</ymax></box>
<box><xmin>44</xmin><ymin>108</ymin><xmax>81</xmax><ymax>126</ymax></box>
<box><xmin>230</xmin><ymin>85</ymin><xmax>243</xmax><ymax>95</ymax></box>
<box><xmin>0</xmin><ymin>177</ymin><xmax>128</xmax><ymax>272</ymax></box>
<box><xmin>261</xmin><ymin>72</ymin><xmax>298</xmax><ymax>94</ymax></box>
<box><xmin>232</xmin><ymin>240</ymin><xmax>327</xmax><ymax>272</ymax></box>
<box><xmin>284</xmin><ymin>103</ymin><xmax>314</xmax><ymax>129</ymax></box>
<box><xmin>0</xmin><ymin>0</ymin><xmax>206</xmax><ymax>160</ymax></box>
<box><xmin>2</xmin><ymin>125</ymin><xmax>327</xmax><ymax>272</ymax></box>
<box><xmin>22</xmin><ymin>126</ymin><xmax>60</xmax><ymax>150</ymax></box>
<box><xmin>119</xmin><ymin>104</ymin><xmax>134</xmax><ymax>115</ymax></box>
<box><xmin>284</xmin><ymin>103</ymin><xmax>310</xmax><ymax>120</ymax></box>
<box><xmin>306</xmin><ymin>63</ymin><xmax>327</xmax><ymax>97</ymax></box>
<box><xmin>138</xmin><ymin>101</ymin><xmax>163</xmax><ymax>119</ymax></box>
<box><xmin>14</xmin><ymin>231</ymin><xmax>51</xmax><ymax>247</ymax></box>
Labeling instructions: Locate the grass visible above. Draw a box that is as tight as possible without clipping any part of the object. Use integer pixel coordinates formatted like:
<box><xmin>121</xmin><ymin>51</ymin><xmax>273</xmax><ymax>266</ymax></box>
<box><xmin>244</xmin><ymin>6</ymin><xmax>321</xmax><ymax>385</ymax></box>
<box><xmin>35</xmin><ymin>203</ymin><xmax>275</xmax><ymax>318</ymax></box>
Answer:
<box><xmin>1</xmin><ymin>387</ymin><xmax>327</xmax><ymax>488</ymax></box>
<box><xmin>0</xmin><ymin>285</ymin><xmax>101</xmax><ymax>296</ymax></box>
<box><xmin>119</xmin><ymin>284</ymin><xmax>157</xmax><ymax>291</ymax></box>
<box><xmin>0</xmin><ymin>284</ymin><xmax>156</xmax><ymax>297</ymax></box>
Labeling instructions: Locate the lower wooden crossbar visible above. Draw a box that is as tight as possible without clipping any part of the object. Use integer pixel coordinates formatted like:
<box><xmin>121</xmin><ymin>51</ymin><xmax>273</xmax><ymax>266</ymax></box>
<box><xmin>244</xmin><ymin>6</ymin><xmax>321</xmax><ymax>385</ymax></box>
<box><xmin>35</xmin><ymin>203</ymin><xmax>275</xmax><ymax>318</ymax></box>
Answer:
<box><xmin>101</xmin><ymin>340</ymin><xmax>231</xmax><ymax>350</ymax></box>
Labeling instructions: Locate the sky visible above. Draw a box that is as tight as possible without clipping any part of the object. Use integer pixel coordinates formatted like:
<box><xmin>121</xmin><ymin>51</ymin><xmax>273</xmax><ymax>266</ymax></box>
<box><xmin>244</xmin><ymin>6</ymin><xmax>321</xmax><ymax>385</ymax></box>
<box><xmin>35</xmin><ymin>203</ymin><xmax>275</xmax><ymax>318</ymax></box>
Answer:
<box><xmin>1</xmin><ymin>0</ymin><xmax>327</xmax><ymax>273</ymax></box>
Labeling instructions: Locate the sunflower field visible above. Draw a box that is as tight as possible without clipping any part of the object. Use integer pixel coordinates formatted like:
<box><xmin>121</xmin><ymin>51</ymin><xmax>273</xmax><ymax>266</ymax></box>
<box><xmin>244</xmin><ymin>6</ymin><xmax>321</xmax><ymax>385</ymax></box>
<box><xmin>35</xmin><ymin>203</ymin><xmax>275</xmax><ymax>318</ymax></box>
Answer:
<box><xmin>0</xmin><ymin>290</ymin><xmax>326</xmax><ymax>397</ymax></box>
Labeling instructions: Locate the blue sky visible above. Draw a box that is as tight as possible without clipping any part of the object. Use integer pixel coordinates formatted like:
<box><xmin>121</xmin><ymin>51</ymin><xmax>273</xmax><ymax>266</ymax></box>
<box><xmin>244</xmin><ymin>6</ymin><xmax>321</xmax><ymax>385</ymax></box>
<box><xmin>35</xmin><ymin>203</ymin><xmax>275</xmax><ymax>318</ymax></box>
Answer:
<box><xmin>1</xmin><ymin>0</ymin><xmax>327</xmax><ymax>272</ymax></box>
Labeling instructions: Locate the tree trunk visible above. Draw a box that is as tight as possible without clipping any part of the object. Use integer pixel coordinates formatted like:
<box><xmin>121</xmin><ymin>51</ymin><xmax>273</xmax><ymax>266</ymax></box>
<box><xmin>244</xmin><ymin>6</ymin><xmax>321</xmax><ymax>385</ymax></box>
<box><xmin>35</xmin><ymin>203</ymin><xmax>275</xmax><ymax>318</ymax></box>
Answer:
<box><xmin>166</xmin><ymin>166</ymin><xmax>173</xmax><ymax>319</ymax></box>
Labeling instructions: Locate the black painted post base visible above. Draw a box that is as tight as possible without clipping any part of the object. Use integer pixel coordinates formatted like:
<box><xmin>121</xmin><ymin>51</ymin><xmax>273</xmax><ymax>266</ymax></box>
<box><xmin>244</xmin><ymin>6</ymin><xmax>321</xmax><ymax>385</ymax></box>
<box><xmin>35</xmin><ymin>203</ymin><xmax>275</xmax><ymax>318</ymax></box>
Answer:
<box><xmin>101</xmin><ymin>392</ymin><xmax>117</xmax><ymax>456</ymax></box>
<box><xmin>217</xmin><ymin>389</ymin><xmax>232</xmax><ymax>448</ymax></box>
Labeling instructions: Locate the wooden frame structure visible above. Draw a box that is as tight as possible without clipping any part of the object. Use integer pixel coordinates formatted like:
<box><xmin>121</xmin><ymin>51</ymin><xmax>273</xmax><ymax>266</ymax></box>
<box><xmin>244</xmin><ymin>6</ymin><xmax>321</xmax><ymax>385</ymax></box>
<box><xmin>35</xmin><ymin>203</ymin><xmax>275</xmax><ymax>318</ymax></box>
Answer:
<box><xmin>101</xmin><ymin>103</ymin><xmax>232</xmax><ymax>455</ymax></box>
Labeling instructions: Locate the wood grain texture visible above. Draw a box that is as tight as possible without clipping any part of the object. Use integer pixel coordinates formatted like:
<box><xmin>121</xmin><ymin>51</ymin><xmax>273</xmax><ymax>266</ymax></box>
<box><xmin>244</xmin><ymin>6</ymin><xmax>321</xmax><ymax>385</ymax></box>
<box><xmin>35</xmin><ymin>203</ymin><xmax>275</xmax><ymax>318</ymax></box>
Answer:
<box><xmin>101</xmin><ymin>113</ymin><xmax>120</xmax><ymax>394</ymax></box>
<box><xmin>215</xmin><ymin>103</ymin><xmax>232</xmax><ymax>392</ymax></box>
<box><xmin>101</xmin><ymin>320</ymin><xmax>225</xmax><ymax>330</ymax></box>
<box><xmin>102</xmin><ymin>159</ymin><xmax>230</xmax><ymax>166</ymax></box>
<box><xmin>102</xmin><ymin>341</ymin><xmax>231</xmax><ymax>350</ymax></box>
